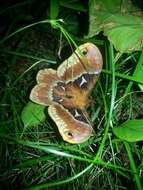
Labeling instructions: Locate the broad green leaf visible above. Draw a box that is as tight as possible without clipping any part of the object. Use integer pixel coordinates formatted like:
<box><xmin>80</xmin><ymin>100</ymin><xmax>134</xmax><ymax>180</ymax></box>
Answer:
<box><xmin>88</xmin><ymin>0</ymin><xmax>143</xmax><ymax>53</ymax></box>
<box><xmin>21</xmin><ymin>101</ymin><xmax>46</xmax><ymax>127</ymax></box>
<box><xmin>113</xmin><ymin>119</ymin><xmax>143</xmax><ymax>142</ymax></box>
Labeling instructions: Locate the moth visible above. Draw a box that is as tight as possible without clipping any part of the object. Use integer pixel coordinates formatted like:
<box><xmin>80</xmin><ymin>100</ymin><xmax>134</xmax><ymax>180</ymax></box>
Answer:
<box><xmin>30</xmin><ymin>43</ymin><xmax>103</xmax><ymax>144</ymax></box>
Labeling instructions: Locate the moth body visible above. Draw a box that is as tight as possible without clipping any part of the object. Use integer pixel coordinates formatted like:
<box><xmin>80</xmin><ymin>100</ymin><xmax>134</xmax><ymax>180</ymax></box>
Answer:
<box><xmin>30</xmin><ymin>43</ymin><xmax>103</xmax><ymax>144</ymax></box>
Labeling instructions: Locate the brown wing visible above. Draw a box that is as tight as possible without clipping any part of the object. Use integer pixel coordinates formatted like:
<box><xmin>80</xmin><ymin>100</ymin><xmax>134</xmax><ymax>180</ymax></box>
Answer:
<box><xmin>30</xmin><ymin>69</ymin><xmax>60</xmax><ymax>106</ymax></box>
<box><xmin>48</xmin><ymin>103</ymin><xmax>93</xmax><ymax>144</ymax></box>
<box><xmin>57</xmin><ymin>43</ymin><xmax>103</xmax><ymax>82</ymax></box>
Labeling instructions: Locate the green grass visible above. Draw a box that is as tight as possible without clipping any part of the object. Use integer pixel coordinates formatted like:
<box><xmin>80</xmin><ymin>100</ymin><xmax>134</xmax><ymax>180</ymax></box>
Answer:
<box><xmin>0</xmin><ymin>1</ymin><xmax>143</xmax><ymax>190</ymax></box>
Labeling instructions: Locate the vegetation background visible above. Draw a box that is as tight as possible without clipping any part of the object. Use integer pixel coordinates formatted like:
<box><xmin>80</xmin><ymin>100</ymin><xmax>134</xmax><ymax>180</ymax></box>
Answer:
<box><xmin>0</xmin><ymin>0</ymin><xmax>143</xmax><ymax>189</ymax></box>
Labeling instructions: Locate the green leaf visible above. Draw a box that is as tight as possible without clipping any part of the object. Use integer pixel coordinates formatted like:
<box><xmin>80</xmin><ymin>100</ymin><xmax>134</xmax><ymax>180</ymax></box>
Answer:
<box><xmin>21</xmin><ymin>101</ymin><xmax>46</xmax><ymax>127</ymax></box>
<box><xmin>113</xmin><ymin>119</ymin><xmax>143</xmax><ymax>142</ymax></box>
<box><xmin>88</xmin><ymin>0</ymin><xmax>143</xmax><ymax>53</ymax></box>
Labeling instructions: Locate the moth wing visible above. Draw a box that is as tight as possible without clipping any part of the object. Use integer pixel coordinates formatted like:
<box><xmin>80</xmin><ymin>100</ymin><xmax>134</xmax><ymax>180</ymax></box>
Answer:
<box><xmin>57</xmin><ymin>43</ymin><xmax>103</xmax><ymax>82</ymax></box>
<box><xmin>48</xmin><ymin>103</ymin><xmax>93</xmax><ymax>144</ymax></box>
<box><xmin>36</xmin><ymin>68</ymin><xmax>59</xmax><ymax>83</ymax></box>
<box><xmin>30</xmin><ymin>69</ymin><xmax>59</xmax><ymax>106</ymax></box>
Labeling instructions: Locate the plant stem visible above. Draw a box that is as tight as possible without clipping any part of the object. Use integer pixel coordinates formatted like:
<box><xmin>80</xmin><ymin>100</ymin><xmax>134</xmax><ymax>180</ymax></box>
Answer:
<box><xmin>124</xmin><ymin>141</ymin><xmax>142</xmax><ymax>190</ymax></box>
<box><xmin>95</xmin><ymin>42</ymin><xmax>116</xmax><ymax>159</ymax></box>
